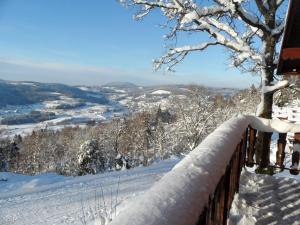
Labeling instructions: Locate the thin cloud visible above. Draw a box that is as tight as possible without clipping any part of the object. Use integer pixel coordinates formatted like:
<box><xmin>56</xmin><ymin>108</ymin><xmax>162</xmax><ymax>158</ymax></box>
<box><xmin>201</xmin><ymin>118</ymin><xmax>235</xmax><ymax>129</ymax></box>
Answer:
<box><xmin>0</xmin><ymin>57</ymin><xmax>259</xmax><ymax>88</ymax></box>
<box><xmin>0</xmin><ymin>57</ymin><xmax>127</xmax><ymax>74</ymax></box>
<box><xmin>0</xmin><ymin>57</ymin><xmax>173</xmax><ymax>85</ymax></box>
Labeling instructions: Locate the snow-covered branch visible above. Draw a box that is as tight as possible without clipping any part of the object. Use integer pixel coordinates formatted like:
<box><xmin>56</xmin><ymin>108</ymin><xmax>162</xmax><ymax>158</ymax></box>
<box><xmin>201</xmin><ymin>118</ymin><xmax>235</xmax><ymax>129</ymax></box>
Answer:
<box><xmin>129</xmin><ymin>0</ymin><xmax>177</xmax><ymax>10</ymax></box>
<box><xmin>154</xmin><ymin>41</ymin><xmax>219</xmax><ymax>71</ymax></box>
<box><xmin>216</xmin><ymin>0</ymin><xmax>271</xmax><ymax>34</ymax></box>
<box><xmin>271</xmin><ymin>20</ymin><xmax>285</xmax><ymax>37</ymax></box>
<box><xmin>120</xmin><ymin>0</ymin><xmax>287</xmax><ymax>74</ymax></box>
<box><xmin>276</xmin><ymin>0</ymin><xmax>286</xmax><ymax>8</ymax></box>
<box><xmin>255</xmin><ymin>0</ymin><xmax>269</xmax><ymax>16</ymax></box>
<box><xmin>262</xmin><ymin>80</ymin><xmax>289</xmax><ymax>93</ymax></box>
<box><xmin>120</xmin><ymin>0</ymin><xmax>289</xmax><ymax>121</ymax></box>
<box><xmin>249</xmin><ymin>115</ymin><xmax>300</xmax><ymax>133</ymax></box>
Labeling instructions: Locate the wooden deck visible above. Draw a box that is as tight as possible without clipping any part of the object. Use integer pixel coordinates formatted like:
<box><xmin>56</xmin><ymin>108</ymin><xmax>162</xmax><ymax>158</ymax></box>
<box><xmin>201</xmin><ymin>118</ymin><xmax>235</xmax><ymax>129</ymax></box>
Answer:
<box><xmin>231</xmin><ymin>170</ymin><xmax>300</xmax><ymax>225</ymax></box>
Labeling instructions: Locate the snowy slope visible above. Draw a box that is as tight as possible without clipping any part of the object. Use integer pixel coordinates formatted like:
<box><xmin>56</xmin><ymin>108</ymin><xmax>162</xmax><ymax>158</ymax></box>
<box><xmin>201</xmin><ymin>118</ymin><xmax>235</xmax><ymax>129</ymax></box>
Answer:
<box><xmin>0</xmin><ymin>158</ymin><xmax>180</xmax><ymax>225</ymax></box>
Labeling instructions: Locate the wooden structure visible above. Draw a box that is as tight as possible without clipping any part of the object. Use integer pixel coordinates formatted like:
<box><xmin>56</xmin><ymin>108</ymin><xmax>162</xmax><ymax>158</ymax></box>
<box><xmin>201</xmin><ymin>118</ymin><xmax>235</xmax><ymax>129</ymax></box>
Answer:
<box><xmin>276</xmin><ymin>0</ymin><xmax>300</xmax><ymax>175</ymax></box>
<box><xmin>291</xmin><ymin>133</ymin><xmax>300</xmax><ymax>175</ymax></box>
<box><xmin>111</xmin><ymin>115</ymin><xmax>300</xmax><ymax>225</ymax></box>
<box><xmin>277</xmin><ymin>0</ymin><xmax>300</xmax><ymax>75</ymax></box>
<box><xmin>200</xmin><ymin>127</ymin><xmax>300</xmax><ymax>225</ymax></box>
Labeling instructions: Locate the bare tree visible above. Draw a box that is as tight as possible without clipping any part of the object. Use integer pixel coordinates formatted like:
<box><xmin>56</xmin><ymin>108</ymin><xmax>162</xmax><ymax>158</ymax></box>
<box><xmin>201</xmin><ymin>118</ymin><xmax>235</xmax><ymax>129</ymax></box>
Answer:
<box><xmin>231</xmin><ymin>85</ymin><xmax>261</xmax><ymax>115</ymax></box>
<box><xmin>170</xmin><ymin>86</ymin><xmax>232</xmax><ymax>151</ymax></box>
<box><xmin>119</xmin><ymin>0</ymin><xmax>289</xmax><ymax>167</ymax></box>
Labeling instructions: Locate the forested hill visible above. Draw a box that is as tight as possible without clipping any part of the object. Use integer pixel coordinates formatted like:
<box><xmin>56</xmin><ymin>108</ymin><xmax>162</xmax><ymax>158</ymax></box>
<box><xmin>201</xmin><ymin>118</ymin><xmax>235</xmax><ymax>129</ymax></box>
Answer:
<box><xmin>0</xmin><ymin>79</ymin><xmax>109</xmax><ymax>107</ymax></box>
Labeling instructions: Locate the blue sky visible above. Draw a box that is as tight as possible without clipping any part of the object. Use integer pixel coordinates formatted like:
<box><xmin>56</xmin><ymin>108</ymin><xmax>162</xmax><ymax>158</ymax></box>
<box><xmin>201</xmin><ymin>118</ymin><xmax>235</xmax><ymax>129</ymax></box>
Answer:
<box><xmin>0</xmin><ymin>0</ymin><xmax>259</xmax><ymax>88</ymax></box>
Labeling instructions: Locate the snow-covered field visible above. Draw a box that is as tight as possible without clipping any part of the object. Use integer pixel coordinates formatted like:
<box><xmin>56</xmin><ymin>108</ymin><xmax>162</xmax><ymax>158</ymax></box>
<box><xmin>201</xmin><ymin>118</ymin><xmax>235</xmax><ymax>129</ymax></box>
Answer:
<box><xmin>0</xmin><ymin>158</ymin><xmax>180</xmax><ymax>225</ymax></box>
<box><xmin>0</xmin><ymin>102</ymin><xmax>121</xmax><ymax>138</ymax></box>
<box><xmin>1</xmin><ymin>150</ymin><xmax>299</xmax><ymax>225</ymax></box>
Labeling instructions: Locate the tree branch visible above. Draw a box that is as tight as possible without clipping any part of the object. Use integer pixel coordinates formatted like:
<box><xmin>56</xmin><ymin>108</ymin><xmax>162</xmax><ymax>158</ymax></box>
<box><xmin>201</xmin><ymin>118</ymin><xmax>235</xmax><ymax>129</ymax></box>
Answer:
<box><xmin>231</xmin><ymin>1</ymin><xmax>271</xmax><ymax>34</ymax></box>
<box><xmin>154</xmin><ymin>41</ymin><xmax>219</xmax><ymax>71</ymax></box>
<box><xmin>262</xmin><ymin>80</ymin><xmax>289</xmax><ymax>93</ymax></box>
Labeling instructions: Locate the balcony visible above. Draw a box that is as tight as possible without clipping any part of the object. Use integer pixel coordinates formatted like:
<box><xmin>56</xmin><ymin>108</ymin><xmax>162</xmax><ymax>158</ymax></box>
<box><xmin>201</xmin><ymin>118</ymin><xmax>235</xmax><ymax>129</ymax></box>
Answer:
<box><xmin>110</xmin><ymin>115</ymin><xmax>300</xmax><ymax>225</ymax></box>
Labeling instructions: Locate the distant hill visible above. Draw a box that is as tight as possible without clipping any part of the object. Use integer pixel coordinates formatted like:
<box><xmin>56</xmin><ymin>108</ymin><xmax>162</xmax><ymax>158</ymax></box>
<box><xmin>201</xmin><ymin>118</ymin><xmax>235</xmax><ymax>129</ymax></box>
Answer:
<box><xmin>0</xmin><ymin>80</ymin><xmax>109</xmax><ymax>108</ymax></box>
<box><xmin>103</xmin><ymin>82</ymin><xmax>138</xmax><ymax>88</ymax></box>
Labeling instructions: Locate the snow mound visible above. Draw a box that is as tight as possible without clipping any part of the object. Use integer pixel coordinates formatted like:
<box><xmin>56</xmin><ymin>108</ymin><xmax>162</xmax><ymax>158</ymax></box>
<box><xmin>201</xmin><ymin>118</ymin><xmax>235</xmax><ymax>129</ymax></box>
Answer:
<box><xmin>151</xmin><ymin>90</ymin><xmax>171</xmax><ymax>95</ymax></box>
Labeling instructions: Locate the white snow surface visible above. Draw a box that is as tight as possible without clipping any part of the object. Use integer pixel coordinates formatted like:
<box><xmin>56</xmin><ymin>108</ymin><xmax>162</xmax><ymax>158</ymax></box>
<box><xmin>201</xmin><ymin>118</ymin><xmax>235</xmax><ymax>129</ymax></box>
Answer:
<box><xmin>110</xmin><ymin>115</ymin><xmax>250</xmax><ymax>225</ymax></box>
<box><xmin>229</xmin><ymin>170</ymin><xmax>300</xmax><ymax>225</ymax></box>
<box><xmin>262</xmin><ymin>80</ymin><xmax>289</xmax><ymax>94</ymax></box>
<box><xmin>0</xmin><ymin>158</ymin><xmax>180</xmax><ymax>225</ymax></box>
<box><xmin>150</xmin><ymin>90</ymin><xmax>171</xmax><ymax>95</ymax></box>
<box><xmin>248</xmin><ymin>115</ymin><xmax>300</xmax><ymax>133</ymax></box>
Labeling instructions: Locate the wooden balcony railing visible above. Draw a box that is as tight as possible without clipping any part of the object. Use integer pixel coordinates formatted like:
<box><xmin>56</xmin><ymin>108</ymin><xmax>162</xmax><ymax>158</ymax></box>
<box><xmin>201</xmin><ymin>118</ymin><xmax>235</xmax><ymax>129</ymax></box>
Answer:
<box><xmin>109</xmin><ymin>115</ymin><xmax>300</xmax><ymax>225</ymax></box>
<box><xmin>197</xmin><ymin>130</ymin><xmax>247</xmax><ymax>225</ymax></box>
<box><xmin>246</xmin><ymin>127</ymin><xmax>300</xmax><ymax>175</ymax></box>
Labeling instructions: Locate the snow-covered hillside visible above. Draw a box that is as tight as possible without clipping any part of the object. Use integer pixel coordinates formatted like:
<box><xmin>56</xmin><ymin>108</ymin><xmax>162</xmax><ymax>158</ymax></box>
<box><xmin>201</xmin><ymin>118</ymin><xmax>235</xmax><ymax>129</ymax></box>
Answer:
<box><xmin>0</xmin><ymin>158</ymin><xmax>180</xmax><ymax>225</ymax></box>
<box><xmin>1</xmin><ymin>155</ymin><xmax>300</xmax><ymax>225</ymax></box>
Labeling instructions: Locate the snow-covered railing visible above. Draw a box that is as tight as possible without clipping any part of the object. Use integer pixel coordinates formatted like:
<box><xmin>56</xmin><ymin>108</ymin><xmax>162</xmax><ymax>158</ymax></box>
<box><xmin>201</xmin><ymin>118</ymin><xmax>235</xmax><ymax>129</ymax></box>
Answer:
<box><xmin>110</xmin><ymin>115</ymin><xmax>300</xmax><ymax>225</ymax></box>
<box><xmin>246</xmin><ymin>125</ymin><xmax>300</xmax><ymax>175</ymax></box>
<box><xmin>244</xmin><ymin>115</ymin><xmax>300</xmax><ymax>175</ymax></box>
<box><xmin>110</xmin><ymin>115</ymin><xmax>250</xmax><ymax>225</ymax></box>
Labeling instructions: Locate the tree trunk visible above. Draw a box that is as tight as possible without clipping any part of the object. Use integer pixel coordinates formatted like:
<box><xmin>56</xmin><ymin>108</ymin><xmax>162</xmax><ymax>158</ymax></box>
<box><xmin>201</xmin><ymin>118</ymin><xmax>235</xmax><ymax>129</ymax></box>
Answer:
<box><xmin>255</xmin><ymin>0</ymin><xmax>277</xmax><ymax>168</ymax></box>
<box><xmin>255</xmin><ymin>36</ymin><xmax>276</xmax><ymax>169</ymax></box>
<box><xmin>256</xmin><ymin>91</ymin><xmax>273</xmax><ymax>168</ymax></box>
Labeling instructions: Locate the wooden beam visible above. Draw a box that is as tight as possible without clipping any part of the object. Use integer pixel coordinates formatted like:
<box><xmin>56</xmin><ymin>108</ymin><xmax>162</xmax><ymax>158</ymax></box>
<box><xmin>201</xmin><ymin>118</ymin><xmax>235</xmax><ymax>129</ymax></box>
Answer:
<box><xmin>277</xmin><ymin>0</ymin><xmax>300</xmax><ymax>75</ymax></box>
<box><xmin>282</xmin><ymin>48</ymin><xmax>300</xmax><ymax>60</ymax></box>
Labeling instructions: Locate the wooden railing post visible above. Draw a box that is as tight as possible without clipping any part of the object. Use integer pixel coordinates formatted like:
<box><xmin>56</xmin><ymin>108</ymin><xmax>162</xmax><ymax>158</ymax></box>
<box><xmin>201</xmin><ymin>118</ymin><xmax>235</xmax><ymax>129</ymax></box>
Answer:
<box><xmin>291</xmin><ymin>134</ymin><xmax>300</xmax><ymax>175</ymax></box>
<box><xmin>207</xmin><ymin>197</ymin><xmax>214</xmax><ymax>225</ymax></box>
<box><xmin>196</xmin><ymin>125</ymin><xmax>300</xmax><ymax>225</ymax></box>
<box><xmin>219</xmin><ymin>180</ymin><xmax>226</xmax><ymax>225</ymax></box>
<box><xmin>290</xmin><ymin>151</ymin><xmax>300</xmax><ymax>175</ymax></box>
<box><xmin>246</xmin><ymin>127</ymin><xmax>256</xmax><ymax>167</ymax></box>
<box><xmin>197</xmin><ymin>206</ymin><xmax>207</xmax><ymax>225</ymax></box>
<box><xmin>276</xmin><ymin>133</ymin><xmax>287</xmax><ymax>169</ymax></box>
<box><xmin>291</xmin><ymin>138</ymin><xmax>300</xmax><ymax>175</ymax></box>
<box><xmin>222</xmin><ymin>165</ymin><xmax>231</xmax><ymax>225</ymax></box>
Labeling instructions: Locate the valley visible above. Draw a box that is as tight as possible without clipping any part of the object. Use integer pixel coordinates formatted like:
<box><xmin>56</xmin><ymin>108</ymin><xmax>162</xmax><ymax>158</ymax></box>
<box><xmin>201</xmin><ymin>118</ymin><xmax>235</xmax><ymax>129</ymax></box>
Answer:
<box><xmin>0</xmin><ymin>79</ymin><xmax>237</xmax><ymax>138</ymax></box>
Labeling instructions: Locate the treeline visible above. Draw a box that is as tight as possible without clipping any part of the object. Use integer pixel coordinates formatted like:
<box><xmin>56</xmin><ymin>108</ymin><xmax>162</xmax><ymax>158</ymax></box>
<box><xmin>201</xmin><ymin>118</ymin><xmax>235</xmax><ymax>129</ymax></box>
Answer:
<box><xmin>0</xmin><ymin>86</ymin><xmax>260</xmax><ymax>176</ymax></box>
<box><xmin>0</xmin><ymin>111</ymin><xmax>173</xmax><ymax>175</ymax></box>
<box><xmin>1</xmin><ymin>111</ymin><xmax>56</xmax><ymax>125</ymax></box>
